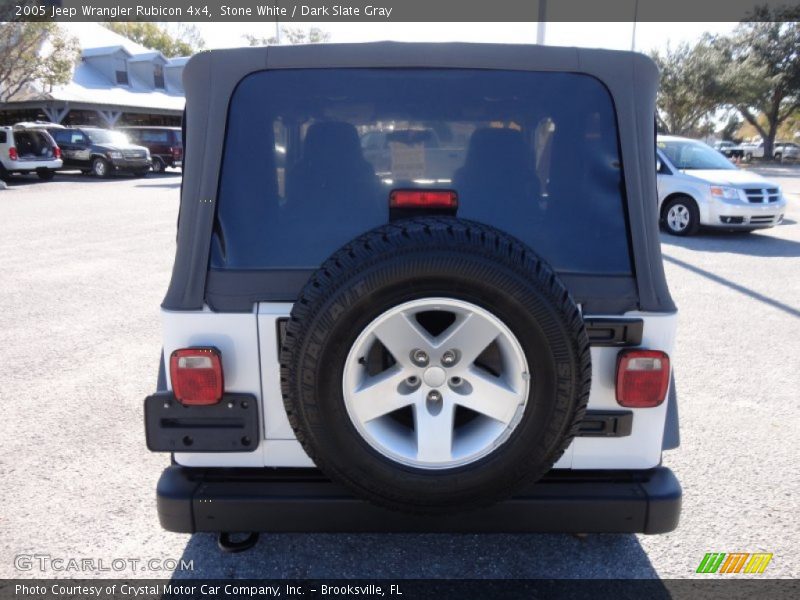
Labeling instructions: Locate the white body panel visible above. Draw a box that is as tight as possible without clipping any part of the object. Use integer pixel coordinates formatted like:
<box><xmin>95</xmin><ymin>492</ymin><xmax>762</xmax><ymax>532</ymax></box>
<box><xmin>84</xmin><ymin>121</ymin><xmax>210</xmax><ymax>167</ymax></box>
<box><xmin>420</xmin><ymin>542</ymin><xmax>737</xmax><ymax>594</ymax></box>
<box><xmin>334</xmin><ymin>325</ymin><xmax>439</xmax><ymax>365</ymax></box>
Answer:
<box><xmin>569</xmin><ymin>312</ymin><xmax>677</xmax><ymax>469</ymax></box>
<box><xmin>163</xmin><ymin>307</ymin><xmax>270</xmax><ymax>468</ymax></box>
<box><xmin>161</xmin><ymin>304</ymin><xmax>677</xmax><ymax>470</ymax></box>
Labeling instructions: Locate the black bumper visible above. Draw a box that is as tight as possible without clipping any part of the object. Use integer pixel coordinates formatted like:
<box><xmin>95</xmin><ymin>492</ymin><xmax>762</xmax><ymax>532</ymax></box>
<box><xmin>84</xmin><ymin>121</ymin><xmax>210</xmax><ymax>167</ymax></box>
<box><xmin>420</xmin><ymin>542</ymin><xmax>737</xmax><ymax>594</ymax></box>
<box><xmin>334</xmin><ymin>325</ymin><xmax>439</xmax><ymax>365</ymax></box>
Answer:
<box><xmin>157</xmin><ymin>466</ymin><xmax>681</xmax><ymax>535</ymax></box>
<box><xmin>110</xmin><ymin>158</ymin><xmax>151</xmax><ymax>171</ymax></box>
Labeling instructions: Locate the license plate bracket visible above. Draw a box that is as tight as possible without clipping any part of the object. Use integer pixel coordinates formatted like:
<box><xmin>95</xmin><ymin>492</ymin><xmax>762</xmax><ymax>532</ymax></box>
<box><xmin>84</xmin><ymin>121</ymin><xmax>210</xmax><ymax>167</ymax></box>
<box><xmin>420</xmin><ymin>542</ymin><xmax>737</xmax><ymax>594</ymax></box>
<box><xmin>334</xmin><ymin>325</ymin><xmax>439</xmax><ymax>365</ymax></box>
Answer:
<box><xmin>145</xmin><ymin>392</ymin><xmax>259</xmax><ymax>452</ymax></box>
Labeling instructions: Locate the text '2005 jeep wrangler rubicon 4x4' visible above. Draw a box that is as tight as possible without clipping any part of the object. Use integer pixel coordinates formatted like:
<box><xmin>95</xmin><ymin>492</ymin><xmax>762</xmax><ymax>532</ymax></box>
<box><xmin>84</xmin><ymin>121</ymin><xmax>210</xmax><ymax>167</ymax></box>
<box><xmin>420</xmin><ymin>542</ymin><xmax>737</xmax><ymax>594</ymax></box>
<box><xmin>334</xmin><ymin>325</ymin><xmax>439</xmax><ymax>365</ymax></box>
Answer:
<box><xmin>145</xmin><ymin>42</ymin><xmax>681</xmax><ymax>542</ymax></box>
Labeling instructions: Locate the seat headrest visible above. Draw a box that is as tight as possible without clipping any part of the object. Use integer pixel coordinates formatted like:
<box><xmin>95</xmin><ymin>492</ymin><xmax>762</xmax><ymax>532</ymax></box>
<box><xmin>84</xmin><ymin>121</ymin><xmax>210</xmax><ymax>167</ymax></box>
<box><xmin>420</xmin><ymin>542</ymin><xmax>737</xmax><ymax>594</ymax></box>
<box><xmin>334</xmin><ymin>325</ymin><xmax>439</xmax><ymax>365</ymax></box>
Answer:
<box><xmin>303</xmin><ymin>121</ymin><xmax>363</xmax><ymax>163</ymax></box>
<box><xmin>463</xmin><ymin>128</ymin><xmax>528</xmax><ymax>171</ymax></box>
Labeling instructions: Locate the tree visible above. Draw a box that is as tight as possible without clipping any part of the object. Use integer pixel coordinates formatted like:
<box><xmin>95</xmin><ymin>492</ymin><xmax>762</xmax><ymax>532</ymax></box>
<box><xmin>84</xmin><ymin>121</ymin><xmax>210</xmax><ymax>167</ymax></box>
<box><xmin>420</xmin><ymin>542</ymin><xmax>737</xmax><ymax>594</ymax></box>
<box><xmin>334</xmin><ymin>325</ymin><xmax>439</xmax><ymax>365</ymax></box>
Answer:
<box><xmin>0</xmin><ymin>23</ymin><xmax>79</xmax><ymax>103</ymax></box>
<box><xmin>718</xmin><ymin>113</ymin><xmax>743</xmax><ymax>142</ymax></box>
<box><xmin>102</xmin><ymin>22</ymin><xmax>205</xmax><ymax>58</ymax></box>
<box><xmin>710</xmin><ymin>11</ymin><xmax>800</xmax><ymax>158</ymax></box>
<box><xmin>649</xmin><ymin>41</ymin><xmax>726</xmax><ymax>136</ymax></box>
<box><xmin>244</xmin><ymin>26</ymin><xmax>331</xmax><ymax>47</ymax></box>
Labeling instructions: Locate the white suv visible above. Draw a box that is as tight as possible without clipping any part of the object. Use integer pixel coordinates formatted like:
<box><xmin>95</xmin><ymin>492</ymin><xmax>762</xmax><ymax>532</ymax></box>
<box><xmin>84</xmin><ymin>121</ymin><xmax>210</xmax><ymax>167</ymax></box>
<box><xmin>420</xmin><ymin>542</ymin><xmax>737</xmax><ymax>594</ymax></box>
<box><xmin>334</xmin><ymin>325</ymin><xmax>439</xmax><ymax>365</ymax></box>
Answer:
<box><xmin>657</xmin><ymin>135</ymin><xmax>787</xmax><ymax>235</ymax></box>
<box><xmin>0</xmin><ymin>123</ymin><xmax>63</xmax><ymax>181</ymax></box>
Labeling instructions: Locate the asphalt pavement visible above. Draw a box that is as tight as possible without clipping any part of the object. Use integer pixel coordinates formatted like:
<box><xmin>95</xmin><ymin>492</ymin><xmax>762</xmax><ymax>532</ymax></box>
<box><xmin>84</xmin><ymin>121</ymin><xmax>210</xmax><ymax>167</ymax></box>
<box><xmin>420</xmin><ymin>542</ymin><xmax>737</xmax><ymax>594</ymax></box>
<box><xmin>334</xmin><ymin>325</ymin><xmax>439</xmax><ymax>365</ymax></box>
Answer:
<box><xmin>0</xmin><ymin>166</ymin><xmax>798</xmax><ymax>579</ymax></box>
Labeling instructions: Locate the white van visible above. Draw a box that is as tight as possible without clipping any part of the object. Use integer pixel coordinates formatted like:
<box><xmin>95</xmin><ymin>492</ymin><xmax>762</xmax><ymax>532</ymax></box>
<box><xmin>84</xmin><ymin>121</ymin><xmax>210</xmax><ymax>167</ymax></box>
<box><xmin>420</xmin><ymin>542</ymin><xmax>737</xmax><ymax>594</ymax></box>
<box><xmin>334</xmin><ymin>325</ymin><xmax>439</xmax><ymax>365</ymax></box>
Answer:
<box><xmin>657</xmin><ymin>135</ymin><xmax>786</xmax><ymax>235</ymax></box>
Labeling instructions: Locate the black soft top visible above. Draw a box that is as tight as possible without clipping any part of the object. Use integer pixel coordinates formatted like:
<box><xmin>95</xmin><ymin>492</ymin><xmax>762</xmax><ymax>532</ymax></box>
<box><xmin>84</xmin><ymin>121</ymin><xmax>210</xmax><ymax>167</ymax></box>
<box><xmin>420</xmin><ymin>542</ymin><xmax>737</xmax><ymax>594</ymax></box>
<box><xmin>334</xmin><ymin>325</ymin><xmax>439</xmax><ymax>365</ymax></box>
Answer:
<box><xmin>163</xmin><ymin>42</ymin><xmax>674</xmax><ymax>314</ymax></box>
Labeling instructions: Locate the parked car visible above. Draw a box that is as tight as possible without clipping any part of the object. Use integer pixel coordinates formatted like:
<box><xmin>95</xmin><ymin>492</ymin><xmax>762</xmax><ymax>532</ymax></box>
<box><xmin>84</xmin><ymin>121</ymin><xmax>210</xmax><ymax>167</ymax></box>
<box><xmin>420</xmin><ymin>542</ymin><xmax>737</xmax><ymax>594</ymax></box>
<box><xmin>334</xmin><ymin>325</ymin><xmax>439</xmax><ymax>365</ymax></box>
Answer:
<box><xmin>0</xmin><ymin>124</ymin><xmax>62</xmax><ymax>181</ymax></box>
<box><xmin>740</xmin><ymin>140</ymin><xmax>768</xmax><ymax>161</ymax></box>
<box><xmin>117</xmin><ymin>126</ymin><xmax>182</xmax><ymax>173</ymax></box>
<box><xmin>144</xmin><ymin>43</ymin><xmax>681</xmax><ymax>544</ymax></box>
<box><xmin>774</xmin><ymin>142</ymin><xmax>800</xmax><ymax>163</ymax></box>
<box><xmin>712</xmin><ymin>140</ymin><xmax>744</xmax><ymax>159</ymax></box>
<box><xmin>657</xmin><ymin>135</ymin><xmax>786</xmax><ymax>235</ymax></box>
<box><xmin>46</xmin><ymin>126</ymin><xmax>151</xmax><ymax>177</ymax></box>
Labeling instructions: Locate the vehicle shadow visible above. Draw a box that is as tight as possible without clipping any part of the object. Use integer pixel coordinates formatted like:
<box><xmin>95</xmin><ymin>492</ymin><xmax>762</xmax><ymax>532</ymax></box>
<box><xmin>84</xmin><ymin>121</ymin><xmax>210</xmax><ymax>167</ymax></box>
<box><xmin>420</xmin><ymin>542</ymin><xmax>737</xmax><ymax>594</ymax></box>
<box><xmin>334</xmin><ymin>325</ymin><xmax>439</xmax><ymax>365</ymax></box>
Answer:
<box><xmin>661</xmin><ymin>252</ymin><xmax>800</xmax><ymax>319</ymax></box>
<box><xmin>660</xmin><ymin>228</ymin><xmax>800</xmax><ymax>258</ymax></box>
<box><xmin>171</xmin><ymin>531</ymin><xmax>665</xmax><ymax>580</ymax></box>
<box><xmin>1</xmin><ymin>176</ymin><xmax>49</xmax><ymax>187</ymax></box>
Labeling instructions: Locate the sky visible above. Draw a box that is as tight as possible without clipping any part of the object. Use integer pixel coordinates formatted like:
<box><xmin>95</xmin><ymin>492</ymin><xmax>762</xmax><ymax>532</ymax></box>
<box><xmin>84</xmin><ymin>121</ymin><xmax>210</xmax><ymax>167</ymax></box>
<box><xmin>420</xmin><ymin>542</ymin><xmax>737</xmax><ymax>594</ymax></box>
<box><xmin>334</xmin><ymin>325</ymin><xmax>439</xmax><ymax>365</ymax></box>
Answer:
<box><xmin>61</xmin><ymin>21</ymin><xmax>739</xmax><ymax>55</ymax></box>
<box><xmin>192</xmin><ymin>21</ymin><xmax>738</xmax><ymax>53</ymax></box>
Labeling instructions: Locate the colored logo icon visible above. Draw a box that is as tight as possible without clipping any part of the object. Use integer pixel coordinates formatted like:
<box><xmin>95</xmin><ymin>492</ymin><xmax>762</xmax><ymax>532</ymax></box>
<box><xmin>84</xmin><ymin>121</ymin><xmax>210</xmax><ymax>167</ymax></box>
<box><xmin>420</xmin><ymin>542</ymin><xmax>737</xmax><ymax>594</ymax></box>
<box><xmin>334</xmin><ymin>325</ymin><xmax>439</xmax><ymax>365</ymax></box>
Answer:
<box><xmin>696</xmin><ymin>553</ymin><xmax>773</xmax><ymax>574</ymax></box>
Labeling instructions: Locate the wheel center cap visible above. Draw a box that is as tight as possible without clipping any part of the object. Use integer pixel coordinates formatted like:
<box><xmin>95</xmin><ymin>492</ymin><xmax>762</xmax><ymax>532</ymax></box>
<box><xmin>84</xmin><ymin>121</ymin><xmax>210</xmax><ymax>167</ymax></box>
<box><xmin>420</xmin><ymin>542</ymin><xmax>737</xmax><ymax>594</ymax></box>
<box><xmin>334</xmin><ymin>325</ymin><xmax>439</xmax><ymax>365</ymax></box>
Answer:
<box><xmin>422</xmin><ymin>366</ymin><xmax>447</xmax><ymax>387</ymax></box>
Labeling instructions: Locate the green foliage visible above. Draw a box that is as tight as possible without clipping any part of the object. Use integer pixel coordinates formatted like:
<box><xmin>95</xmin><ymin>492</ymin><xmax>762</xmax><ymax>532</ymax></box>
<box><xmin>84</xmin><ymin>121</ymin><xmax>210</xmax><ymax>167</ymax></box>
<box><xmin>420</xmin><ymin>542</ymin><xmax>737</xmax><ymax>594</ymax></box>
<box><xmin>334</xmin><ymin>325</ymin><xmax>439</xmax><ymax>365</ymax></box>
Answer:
<box><xmin>719</xmin><ymin>113</ymin><xmax>744</xmax><ymax>142</ymax></box>
<box><xmin>650</xmin><ymin>9</ymin><xmax>799</xmax><ymax>157</ymax></box>
<box><xmin>244</xmin><ymin>27</ymin><xmax>331</xmax><ymax>47</ymax></box>
<box><xmin>0</xmin><ymin>22</ymin><xmax>80</xmax><ymax>103</ymax></box>
<box><xmin>103</xmin><ymin>22</ymin><xmax>205</xmax><ymax>58</ymax></box>
<box><xmin>649</xmin><ymin>41</ymin><xmax>726</xmax><ymax>135</ymax></box>
<box><xmin>709</xmin><ymin>12</ymin><xmax>800</xmax><ymax>156</ymax></box>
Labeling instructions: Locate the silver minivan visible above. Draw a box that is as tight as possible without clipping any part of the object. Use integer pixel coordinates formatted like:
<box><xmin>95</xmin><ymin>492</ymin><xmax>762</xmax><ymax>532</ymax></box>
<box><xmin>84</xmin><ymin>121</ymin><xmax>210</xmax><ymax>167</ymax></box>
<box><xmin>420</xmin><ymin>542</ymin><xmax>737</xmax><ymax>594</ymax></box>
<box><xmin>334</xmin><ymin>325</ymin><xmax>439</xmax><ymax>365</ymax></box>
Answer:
<box><xmin>657</xmin><ymin>135</ymin><xmax>787</xmax><ymax>235</ymax></box>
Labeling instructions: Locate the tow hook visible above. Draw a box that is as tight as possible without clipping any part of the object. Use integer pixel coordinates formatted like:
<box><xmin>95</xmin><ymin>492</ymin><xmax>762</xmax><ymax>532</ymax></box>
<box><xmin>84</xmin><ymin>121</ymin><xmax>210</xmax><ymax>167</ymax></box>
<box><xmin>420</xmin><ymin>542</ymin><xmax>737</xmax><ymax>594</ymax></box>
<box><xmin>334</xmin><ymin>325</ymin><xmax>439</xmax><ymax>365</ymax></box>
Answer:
<box><xmin>217</xmin><ymin>532</ymin><xmax>260</xmax><ymax>553</ymax></box>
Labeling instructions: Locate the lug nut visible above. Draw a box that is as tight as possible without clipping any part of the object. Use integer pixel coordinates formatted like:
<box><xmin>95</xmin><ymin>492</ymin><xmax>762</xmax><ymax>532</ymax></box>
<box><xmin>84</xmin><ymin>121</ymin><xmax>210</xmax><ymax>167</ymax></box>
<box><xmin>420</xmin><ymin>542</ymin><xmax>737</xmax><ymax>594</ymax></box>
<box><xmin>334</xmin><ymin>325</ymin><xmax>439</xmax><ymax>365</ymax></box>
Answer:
<box><xmin>406</xmin><ymin>376</ymin><xmax>420</xmax><ymax>386</ymax></box>
<box><xmin>411</xmin><ymin>349</ymin><xmax>429</xmax><ymax>367</ymax></box>
<box><xmin>427</xmin><ymin>390</ymin><xmax>443</xmax><ymax>403</ymax></box>
<box><xmin>449</xmin><ymin>376</ymin><xmax>463</xmax><ymax>387</ymax></box>
<box><xmin>441</xmin><ymin>350</ymin><xmax>458</xmax><ymax>366</ymax></box>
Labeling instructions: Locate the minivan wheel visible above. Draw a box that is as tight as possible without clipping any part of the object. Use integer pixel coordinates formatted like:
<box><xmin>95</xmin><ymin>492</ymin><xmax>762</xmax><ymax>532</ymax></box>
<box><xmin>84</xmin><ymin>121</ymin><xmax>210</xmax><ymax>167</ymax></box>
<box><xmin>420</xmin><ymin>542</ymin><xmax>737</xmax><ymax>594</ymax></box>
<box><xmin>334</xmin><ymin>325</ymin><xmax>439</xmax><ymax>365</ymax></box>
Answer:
<box><xmin>92</xmin><ymin>157</ymin><xmax>110</xmax><ymax>178</ymax></box>
<box><xmin>151</xmin><ymin>157</ymin><xmax>165</xmax><ymax>173</ymax></box>
<box><xmin>280</xmin><ymin>217</ymin><xmax>591</xmax><ymax>514</ymax></box>
<box><xmin>663</xmin><ymin>196</ymin><xmax>700</xmax><ymax>236</ymax></box>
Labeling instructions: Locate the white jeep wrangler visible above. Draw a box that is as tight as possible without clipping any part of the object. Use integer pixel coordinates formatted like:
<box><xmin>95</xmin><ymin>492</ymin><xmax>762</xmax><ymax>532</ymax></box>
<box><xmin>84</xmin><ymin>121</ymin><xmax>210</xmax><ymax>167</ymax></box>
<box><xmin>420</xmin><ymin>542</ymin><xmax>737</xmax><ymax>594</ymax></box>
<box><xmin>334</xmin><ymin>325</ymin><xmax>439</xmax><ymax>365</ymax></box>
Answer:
<box><xmin>145</xmin><ymin>43</ymin><xmax>681</xmax><ymax>545</ymax></box>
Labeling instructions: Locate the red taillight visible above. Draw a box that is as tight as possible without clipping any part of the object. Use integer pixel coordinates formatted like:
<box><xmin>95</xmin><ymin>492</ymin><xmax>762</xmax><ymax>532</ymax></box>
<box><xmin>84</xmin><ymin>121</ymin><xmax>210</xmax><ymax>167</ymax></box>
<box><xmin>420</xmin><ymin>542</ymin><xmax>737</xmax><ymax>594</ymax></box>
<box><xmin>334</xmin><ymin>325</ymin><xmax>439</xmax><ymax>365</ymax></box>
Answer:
<box><xmin>616</xmin><ymin>349</ymin><xmax>670</xmax><ymax>408</ymax></box>
<box><xmin>172</xmin><ymin>146</ymin><xmax>182</xmax><ymax>159</ymax></box>
<box><xmin>54</xmin><ymin>146</ymin><xmax>61</xmax><ymax>159</ymax></box>
<box><xmin>389</xmin><ymin>189</ymin><xmax>458</xmax><ymax>209</ymax></box>
<box><xmin>170</xmin><ymin>348</ymin><xmax>224</xmax><ymax>406</ymax></box>
<box><xmin>9</xmin><ymin>147</ymin><xmax>18</xmax><ymax>161</ymax></box>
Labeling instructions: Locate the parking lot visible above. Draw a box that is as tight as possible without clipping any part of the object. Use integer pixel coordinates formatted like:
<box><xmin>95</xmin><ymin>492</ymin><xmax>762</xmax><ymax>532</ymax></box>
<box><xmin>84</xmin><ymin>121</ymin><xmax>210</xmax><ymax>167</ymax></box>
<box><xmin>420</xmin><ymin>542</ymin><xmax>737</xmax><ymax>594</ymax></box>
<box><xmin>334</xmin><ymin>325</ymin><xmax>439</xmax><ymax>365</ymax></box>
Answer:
<box><xmin>0</xmin><ymin>167</ymin><xmax>798</xmax><ymax>580</ymax></box>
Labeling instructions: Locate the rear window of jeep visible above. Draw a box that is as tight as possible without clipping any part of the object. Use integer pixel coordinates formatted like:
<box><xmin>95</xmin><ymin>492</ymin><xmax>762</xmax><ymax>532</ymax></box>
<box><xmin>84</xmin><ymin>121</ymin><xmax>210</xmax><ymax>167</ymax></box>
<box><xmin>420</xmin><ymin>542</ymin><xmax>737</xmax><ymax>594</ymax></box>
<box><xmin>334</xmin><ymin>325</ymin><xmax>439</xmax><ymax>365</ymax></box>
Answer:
<box><xmin>213</xmin><ymin>69</ymin><xmax>631</xmax><ymax>275</ymax></box>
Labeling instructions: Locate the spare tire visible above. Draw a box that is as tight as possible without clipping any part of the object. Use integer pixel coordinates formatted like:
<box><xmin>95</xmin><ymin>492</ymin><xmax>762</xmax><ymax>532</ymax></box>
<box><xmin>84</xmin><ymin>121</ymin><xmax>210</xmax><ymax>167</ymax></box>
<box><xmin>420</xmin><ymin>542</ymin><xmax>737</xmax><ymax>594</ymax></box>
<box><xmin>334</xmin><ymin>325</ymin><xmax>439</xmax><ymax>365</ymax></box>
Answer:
<box><xmin>280</xmin><ymin>217</ymin><xmax>591</xmax><ymax>513</ymax></box>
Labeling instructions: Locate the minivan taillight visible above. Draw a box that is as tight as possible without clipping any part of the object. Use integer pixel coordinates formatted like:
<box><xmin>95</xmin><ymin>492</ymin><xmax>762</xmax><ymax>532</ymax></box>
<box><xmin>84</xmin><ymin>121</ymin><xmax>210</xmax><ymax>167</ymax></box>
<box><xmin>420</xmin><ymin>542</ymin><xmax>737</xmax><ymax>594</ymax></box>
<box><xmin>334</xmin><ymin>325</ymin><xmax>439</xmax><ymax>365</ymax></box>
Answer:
<box><xmin>615</xmin><ymin>349</ymin><xmax>670</xmax><ymax>408</ymax></box>
<box><xmin>8</xmin><ymin>147</ymin><xmax>18</xmax><ymax>161</ymax></box>
<box><xmin>54</xmin><ymin>146</ymin><xmax>61</xmax><ymax>159</ymax></box>
<box><xmin>170</xmin><ymin>348</ymin><xmax>224</xmax><ymax>406</ymax></box>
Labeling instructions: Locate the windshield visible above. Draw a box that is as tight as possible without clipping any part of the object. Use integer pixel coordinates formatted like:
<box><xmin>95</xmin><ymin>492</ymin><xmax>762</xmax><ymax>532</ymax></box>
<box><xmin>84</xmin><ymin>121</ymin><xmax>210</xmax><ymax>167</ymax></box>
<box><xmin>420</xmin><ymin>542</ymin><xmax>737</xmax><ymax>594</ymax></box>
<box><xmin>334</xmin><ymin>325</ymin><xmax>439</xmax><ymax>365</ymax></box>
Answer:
<box><xmin>85</xmin><ymin>129</ymin><xmax>129</xmax><ymax>145</ymax></box>
<box><xmin>659</xmin><ymin>139</ymin><xmax>736</xmax><ymax>170</ymax></box>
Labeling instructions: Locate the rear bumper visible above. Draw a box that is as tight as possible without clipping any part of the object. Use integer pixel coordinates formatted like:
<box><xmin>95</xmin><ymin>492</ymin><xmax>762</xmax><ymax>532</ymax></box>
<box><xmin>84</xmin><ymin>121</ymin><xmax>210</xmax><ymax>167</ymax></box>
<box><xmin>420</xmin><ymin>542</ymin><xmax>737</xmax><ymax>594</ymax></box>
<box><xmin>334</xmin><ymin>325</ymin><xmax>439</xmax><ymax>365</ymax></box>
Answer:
<box><xmin>7</xmin><ymin>159</ymin><xmax>62</xmax><ymax>171</ymax></box>
<box><xmin>156</xmin><ymin>465</ymin><xmax>681</xmax><ymax>535</ymax></box>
